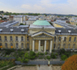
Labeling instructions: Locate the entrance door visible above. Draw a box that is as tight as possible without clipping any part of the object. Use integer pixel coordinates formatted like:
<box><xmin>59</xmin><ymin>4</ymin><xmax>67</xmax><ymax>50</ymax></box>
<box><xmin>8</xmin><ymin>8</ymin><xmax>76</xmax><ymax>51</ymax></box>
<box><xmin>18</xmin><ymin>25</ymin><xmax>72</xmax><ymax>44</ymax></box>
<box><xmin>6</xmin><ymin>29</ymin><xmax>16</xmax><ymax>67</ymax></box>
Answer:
<box><xmin>40</xmin><ymin>40</ymin><xmax>44</xmax><ymax>51</ymax></box>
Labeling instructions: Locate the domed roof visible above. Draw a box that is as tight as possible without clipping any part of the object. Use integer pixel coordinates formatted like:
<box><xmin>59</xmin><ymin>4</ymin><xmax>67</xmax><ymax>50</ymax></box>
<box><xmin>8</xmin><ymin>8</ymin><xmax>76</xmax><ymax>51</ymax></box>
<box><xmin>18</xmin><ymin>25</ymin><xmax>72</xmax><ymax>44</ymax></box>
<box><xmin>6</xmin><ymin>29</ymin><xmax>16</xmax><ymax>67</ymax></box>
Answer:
<box><xmin>33</xmin><ymin>20</ymin><xmax>50</xmax><ymax>25</ymax></box>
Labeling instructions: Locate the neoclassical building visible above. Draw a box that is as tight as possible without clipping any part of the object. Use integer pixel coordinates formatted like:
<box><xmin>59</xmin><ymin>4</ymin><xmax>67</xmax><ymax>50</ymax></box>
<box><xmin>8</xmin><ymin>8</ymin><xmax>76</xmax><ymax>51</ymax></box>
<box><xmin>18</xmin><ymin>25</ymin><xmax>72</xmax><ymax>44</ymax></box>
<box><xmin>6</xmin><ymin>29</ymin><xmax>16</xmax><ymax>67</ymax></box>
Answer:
<box><xmin>0</xmin><ymin>20</ymin><xmax>77</xmax><ymax>53</ymax></box>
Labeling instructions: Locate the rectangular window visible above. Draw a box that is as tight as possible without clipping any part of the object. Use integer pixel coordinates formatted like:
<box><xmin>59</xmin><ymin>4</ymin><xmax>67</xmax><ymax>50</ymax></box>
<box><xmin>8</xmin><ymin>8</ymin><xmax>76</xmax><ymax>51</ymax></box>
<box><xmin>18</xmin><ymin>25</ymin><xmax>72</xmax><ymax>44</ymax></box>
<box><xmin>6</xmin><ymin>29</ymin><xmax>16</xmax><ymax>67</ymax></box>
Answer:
<box><xmin>68</xmin><ymin>44</ymin><xmax>70</xmax><ymax>49</ymax></box>
<box><xmin>64</xmin><ymin>37</ymin><xmax>66</xmax><ymax>42</ymax></box>
<box><xmin>0</xmin><ymin>36</ymin><xmax>1</xmax><ymax>41</ymax></box>
<box><xmin>0</xmin><ymin>43</ymin><xmax>2</xmax><ymax>46</ymax></box>
<box><xmin>73</xmin><ymin>44</ymin><xmax>75</xmax><ymax>49</ymax></box>
<box><xmin>69</xmin><ymin>37</ymin><xmax>71</xmax><ymax>42</ymax></box>
<box><xmin>54</xmin><ymin>44</ymin><xmax>56</xmax><ymax>49</ymax></box>
<box><xmin>27</xmin><ymin>37</ymin><xmax>29</xmax><ymax>41</ymax></box>
<box><xmin>54</xmin><ymin>37</ymin><xmax>56</xmax><ymax>42</ymax></box>
<box><xmin>10</xmin><ymin>43</ymin><xmax>13</xmax><ymax>46</ymax></box>
<box><xmin>21</xmin><ymin>36</ymin><xmax>23</xmax><ymax>41</ymax></box>
<box><xmin>10</xmin><ymin>36</ymin><xmax>12</xmax><ymax>41</ymax></box>
<box><xmin>5</xmin><ymin>43</ymin><xmax>8</xmax><ymax>48</ymax></box>
<box><xmin>21</xmin><ymin>43</ymin><xmax>23</xmax><ymax>48</ymax></box>
<box><xmin>74</xmin><ymin>37</ymin><xmax>76</xmax><ymax>42</ymax></box>
<box><xmin>63</xmin><ymin>44</ymin><xmax>65</xmax><ymax>48</ymax></box>
<box><xmin>16</xmin><ymin>36</ymin><xmax>18</xmax><ymax>41</ymax></box>
<box><xmin>16</xmin><ymin>43</ymin><xmax>18</xmax><ymax>49</ymax></box>
<box><xmin>5</xmin><ymin>36</ymin><xmax>7</xmax><ymax>41</ymax></box>
<box><xmin>59</xmin><ymin>37</ymin><xmax>61</xmax><ymax>42</ymax></box>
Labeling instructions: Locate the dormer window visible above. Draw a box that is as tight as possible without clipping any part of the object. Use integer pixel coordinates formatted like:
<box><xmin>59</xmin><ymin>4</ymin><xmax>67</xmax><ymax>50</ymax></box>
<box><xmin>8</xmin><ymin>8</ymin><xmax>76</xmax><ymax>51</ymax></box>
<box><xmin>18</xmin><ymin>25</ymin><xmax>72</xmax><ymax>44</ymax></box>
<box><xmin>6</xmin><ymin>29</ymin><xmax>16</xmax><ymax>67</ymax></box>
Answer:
<box><xmin>58</xmin><ymin>30</ymin><xmax>61</xmax><ymax>33</ymax></box>
<box><xmin>68</xmin><ymin>30</ymin><xmax>71</xmax><ymax>33</ymax></box>
<box><xmin>0</xmin><ymin>29</ymin><xmax>2</xmax><ymax>32</ymax></box>
<box><xmin>10</xmin><ymin>29</ymin><xmax>13</xmax><ymax>32</ymax></box>
<box><xmin>21</xmin><ymin>29</ymin><xmax>24</xmax><ymax>32</ymax></box>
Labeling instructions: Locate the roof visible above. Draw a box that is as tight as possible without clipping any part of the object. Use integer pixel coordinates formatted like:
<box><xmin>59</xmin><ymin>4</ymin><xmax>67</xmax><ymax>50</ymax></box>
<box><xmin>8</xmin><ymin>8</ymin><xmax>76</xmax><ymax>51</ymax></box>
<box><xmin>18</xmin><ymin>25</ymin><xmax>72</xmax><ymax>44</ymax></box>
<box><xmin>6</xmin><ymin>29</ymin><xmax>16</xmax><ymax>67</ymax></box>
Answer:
<box><xmin>33</xmin><ymin>20</ymin><xmax>50</xmax><ymax>25</ymax></box>
<box><xmin>0</xmin><ymin>27</ymin><xmax>28</xmax><ymax>34</ymax></box>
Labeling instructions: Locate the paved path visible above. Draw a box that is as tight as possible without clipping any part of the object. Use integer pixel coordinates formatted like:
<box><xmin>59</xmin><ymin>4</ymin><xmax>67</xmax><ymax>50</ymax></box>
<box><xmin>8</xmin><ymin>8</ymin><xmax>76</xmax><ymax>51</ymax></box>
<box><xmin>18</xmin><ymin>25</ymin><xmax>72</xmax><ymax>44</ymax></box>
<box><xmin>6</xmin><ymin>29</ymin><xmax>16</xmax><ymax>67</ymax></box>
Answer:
<box><xmin>15</xmin><ymin>61</ymin><xmax>64</xmax><ymax>65</ymax></box>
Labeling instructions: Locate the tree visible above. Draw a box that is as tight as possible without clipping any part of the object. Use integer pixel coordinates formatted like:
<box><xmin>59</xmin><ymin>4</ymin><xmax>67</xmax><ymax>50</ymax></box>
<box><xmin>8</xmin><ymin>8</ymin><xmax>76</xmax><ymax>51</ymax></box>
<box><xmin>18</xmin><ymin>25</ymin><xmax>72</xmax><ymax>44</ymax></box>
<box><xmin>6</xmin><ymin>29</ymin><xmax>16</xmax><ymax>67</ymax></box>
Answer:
<box><xmin>61</xmin><ymin>55</ymin><xmax>67</xmax><ymax>60</ymax></box>
<box><xmin>62</xmin><ymin>55</ymin><xmax>77</xmax><ymax>70</ymax></box>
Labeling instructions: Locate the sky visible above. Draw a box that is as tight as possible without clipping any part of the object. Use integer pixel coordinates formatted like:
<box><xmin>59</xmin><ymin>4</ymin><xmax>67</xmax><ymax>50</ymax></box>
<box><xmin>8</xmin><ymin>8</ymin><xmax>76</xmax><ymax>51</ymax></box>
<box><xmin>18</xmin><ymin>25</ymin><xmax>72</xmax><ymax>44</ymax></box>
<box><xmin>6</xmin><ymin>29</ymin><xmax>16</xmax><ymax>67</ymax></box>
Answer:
<box><xmin>0</xmin><ymin>0</ymin><xmax>77</xmax><ymax>15</ymax></box>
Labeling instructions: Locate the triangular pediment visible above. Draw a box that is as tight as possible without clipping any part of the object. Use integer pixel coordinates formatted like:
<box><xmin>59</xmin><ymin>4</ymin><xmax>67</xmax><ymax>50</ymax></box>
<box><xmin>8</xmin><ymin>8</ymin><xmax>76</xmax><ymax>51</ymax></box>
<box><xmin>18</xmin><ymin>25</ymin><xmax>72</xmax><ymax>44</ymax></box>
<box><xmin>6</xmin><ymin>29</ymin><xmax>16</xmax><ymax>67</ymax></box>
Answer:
<box><xmin>31</xmin><ymin>31</ymin><xmax>55</xmax><ymax>37</ymax></box>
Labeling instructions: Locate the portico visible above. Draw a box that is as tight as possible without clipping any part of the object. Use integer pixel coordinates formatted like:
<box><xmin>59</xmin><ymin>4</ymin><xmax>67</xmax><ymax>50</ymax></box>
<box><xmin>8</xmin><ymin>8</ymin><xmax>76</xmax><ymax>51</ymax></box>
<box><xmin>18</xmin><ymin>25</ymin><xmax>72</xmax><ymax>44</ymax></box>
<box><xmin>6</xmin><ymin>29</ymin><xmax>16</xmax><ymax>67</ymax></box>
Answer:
<box><xmin>32</xmin><ymin>36</ymin><xmax>53</xmax><ymax>53</ymax></box>
<box><xmin>29</xmin><ymin>20</ymin><xmax>55</xmax><ymax>53</ymax></box>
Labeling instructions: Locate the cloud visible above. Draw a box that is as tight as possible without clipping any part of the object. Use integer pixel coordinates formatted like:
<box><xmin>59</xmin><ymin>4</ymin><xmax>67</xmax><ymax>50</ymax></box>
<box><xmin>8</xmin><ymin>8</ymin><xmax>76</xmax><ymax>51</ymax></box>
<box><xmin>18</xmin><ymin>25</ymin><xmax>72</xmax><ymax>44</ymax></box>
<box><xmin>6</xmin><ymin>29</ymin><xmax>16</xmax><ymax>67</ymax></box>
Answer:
<box><xmin>21</xmin><ymin>4</ymin><xmax>45</xmax><ymax>13</ymax></box>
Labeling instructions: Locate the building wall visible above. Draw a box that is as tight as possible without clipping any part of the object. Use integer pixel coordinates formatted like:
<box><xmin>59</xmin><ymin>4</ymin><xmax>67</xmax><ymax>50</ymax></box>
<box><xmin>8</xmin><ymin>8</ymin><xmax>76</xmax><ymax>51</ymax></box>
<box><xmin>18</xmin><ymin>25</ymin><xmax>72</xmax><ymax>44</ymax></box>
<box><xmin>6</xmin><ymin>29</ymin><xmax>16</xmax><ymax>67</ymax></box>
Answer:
<box><xmin>53</xmin><ymin>35</ymin><xmax>77</xmax><ymax>50</ymax></box>
<box><xmin>0</xmin><ymin>34</ymin><xmax>28</xmax><ymax>49</ymax></box>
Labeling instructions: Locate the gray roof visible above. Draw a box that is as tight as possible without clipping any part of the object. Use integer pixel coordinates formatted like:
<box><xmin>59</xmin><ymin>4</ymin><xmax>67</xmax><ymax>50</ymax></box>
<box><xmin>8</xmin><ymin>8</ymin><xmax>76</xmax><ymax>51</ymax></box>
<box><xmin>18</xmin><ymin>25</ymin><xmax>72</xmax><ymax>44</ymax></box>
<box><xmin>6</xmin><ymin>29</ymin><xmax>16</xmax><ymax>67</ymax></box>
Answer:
<box><xmin>0</xmin><ymin>21</ymin><xmax>19</xmax><ymax>27</ymax></box>
<box><xmin>0</xmin><ymin>27</ymin><xmax>28</xmax><ymax>34</ymax></box>
<box><xmin>55</xmin><ymin>28</ymin><xmax>77</xmax><ymax>35</ymax></box>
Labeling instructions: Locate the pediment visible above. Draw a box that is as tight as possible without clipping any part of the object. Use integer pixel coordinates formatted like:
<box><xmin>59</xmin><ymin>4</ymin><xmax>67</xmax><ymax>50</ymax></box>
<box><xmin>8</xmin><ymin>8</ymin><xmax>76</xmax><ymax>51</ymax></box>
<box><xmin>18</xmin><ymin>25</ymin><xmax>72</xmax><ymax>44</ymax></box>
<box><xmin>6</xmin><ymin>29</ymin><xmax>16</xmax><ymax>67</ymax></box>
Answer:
<box><xmin>34</xmin><ymin>34</ymin><xmax>51</xmax><ymax>37</ymax></box>
<box><xmin>31</xmin><ymin>31</ymin><xmax>55</xmax><ymax>37</ymax></box>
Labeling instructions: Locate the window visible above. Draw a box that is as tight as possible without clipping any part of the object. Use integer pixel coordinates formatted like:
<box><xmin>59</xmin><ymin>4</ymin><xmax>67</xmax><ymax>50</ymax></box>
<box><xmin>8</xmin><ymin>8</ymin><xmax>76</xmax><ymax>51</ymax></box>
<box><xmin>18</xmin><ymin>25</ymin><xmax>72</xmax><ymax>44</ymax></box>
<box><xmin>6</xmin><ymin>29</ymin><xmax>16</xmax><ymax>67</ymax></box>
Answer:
<box><xmin>10</xmin><ymin>43</ymin><xmax>13</xmax><ymax>46</ymax></box>
<box><xmin>64</xmin><ymin>37</ymin><xmax>66</xmax><ymax>42</ymax></box>
<box><xmin>59</xmin><ymin>37</ymin><xmax>61</xmax><ymax>42</ymax></box>
<box><xmin>63</xmin><ymin>44</ymin><xmax>66</xmax><ymax>48</ymax></box>
<box><xmin>68</xmin><ymin>44</ymin><xmax>70</xmax><ymax>49</ymax></box>
<box><xmin>0</xmin><ymin>43</ymin><xmax>2</xmax><ymax>48</ymax></box>
<box><xmin>73</xmin><ymin>44</ymin><xmax>75</xmax><ymax>49</ymax></box>
<box><xmin>5</xmin><ymin>43</ymin><xmax>8</xmax><ymax>48</ymax></box>
<box><xmin>58</xmin><ymin>44</ymin><xmax>60</xmax><ymax>49</ymax></box>
<box><xmin>21</xmin><ymin>36</ymin><xmax>23</xmax><ymax>41</ymax></box>
<box><xmin>21</xmin><ymin>43</ymin><xmax>23</xmax><ymax>49</ymax></box>
<box><xmin>69</xmin><ymin>37</ymin><xmax>71</xmax><ymax>41</ymax></box>
<box><xmin>16</xmin><ymin>43</ymin><xmax>18</xmax><ymax>49</ymax></box>
<box><xmin>27</xmin><ymin>37</ymin><xmax>29</xmax><ymax>41</ymax></box>
<box><xmin>0</xmin><ymin>36</ymin><xmax>1</xmax><ymax>41</ymax></box>
<box><xmin>54</xmin><ymin>44</ymin><xmax>56</xmax><ymax>49</ymax></box>
<box><xmin>16</xmin><ymin>36</ymin><xmax>18</xmax><ymax>41</ymax></box>
<box><xmin>5</xmin><ymin>36</ymin><xmax>7</xmax><ymax>41</ymax></box>
<box><xmin>54</xmin><ymin>37</ymin><xmax>56</xmax><ymax>42</ymax></box>
<box><xmin>10</xmin><ymin>36</ymin><xmax>12</xmax><ymax>41</ymax></box>
<box><xmin>74</xmin><ymin>37</ymin><xmax>76</xmax><ymax>42</ymax></box>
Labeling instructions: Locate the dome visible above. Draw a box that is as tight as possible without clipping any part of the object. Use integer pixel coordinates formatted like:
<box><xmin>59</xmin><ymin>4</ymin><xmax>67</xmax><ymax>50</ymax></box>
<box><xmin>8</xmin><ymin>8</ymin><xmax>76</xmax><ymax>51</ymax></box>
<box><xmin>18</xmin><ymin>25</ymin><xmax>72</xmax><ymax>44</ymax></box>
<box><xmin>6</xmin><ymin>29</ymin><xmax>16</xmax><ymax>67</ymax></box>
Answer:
<box><xmin>33</xmin><ymin>20</ymin><xmax>50</xmax><ymax>25</ymax></box>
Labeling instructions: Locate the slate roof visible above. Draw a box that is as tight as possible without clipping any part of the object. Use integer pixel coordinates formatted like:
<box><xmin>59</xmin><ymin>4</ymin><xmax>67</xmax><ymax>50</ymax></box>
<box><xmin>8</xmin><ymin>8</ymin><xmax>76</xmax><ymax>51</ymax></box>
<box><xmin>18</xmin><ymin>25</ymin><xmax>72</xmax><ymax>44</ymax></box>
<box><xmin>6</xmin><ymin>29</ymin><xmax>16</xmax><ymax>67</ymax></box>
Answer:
<box><xmin>55</xmin><ymin>28</ymin><xmax>77</xmax><ymax>35</ymax></box>
<box><xmin>0</xmin><ymin>27</ymin><xmax>28</xmax><ymax>34</ymax></box>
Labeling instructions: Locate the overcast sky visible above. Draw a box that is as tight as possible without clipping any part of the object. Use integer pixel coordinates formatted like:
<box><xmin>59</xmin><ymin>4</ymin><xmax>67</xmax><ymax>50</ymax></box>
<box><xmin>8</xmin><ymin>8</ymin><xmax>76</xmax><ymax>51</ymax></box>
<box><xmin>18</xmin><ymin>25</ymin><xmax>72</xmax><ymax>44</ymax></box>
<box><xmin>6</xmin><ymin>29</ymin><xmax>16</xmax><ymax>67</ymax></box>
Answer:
<box><xmin>0</xmin><ymin>0</ymin><xmax>77</xmax><ymax>15</ymax></box>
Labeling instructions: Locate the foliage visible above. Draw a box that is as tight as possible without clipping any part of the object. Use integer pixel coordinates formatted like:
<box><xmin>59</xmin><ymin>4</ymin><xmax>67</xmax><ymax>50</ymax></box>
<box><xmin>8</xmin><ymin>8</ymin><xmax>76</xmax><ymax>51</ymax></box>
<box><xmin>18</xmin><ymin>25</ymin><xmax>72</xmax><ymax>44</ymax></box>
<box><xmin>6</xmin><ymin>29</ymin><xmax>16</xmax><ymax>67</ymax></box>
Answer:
<box><xmin>23</xmin><ymin>59</ymin><xmax>29</xmax><ymax>63</ymax></box>
<box><xmin>24</xmin><ymin>52</ymin><xmax>29</xmax><ymax>59</ymax></box>
<box><xmin>20</xmin><ymin>23</ymin><xmax>24</xmax><ymax>25</ymax></box>
<box><xmin>39</xmin><ymin>53</ymin><xmax>44</xmax><ymax>55</ymax></box>
<box><xmin>0</xmin><ymin>61</ymin><xmax>14</xmax><ymax>68</ymax></box>
<box><xmin>59</xmin><ymin>49</ymin><xmax>66</xmax><ymax>55</ymax></box>
<box><xmin>62</xmin><ymin>55</ymin><xmax>77</xmax><ymax>70</ymax></box>
<box><xmin>51</xmin><ymin>53</ymin><xmax>56</xmax><ymax>59</ymax></box>
<box><xmin>61</xmin><ymin>55</ymin><xmax>67</xmax><ymax>60</ymax></box>
<box><xmin>5</xmin><ymin>49</ymin><xmax>15</xmax><ymax>55</ymax></box>
<box><xmin>45</xmin><ymin>52</ymin><xmax>48</xmax><ymax>55</ymax></box>
<box><xmin>46</xmin><ymin>56</ymin><xmax>51</xmax><ymax>60</ymax></box>
<box><xmin>55</xmin><ymin>53</ymin><xmax>58</xmax><ymax>56</ymax></box>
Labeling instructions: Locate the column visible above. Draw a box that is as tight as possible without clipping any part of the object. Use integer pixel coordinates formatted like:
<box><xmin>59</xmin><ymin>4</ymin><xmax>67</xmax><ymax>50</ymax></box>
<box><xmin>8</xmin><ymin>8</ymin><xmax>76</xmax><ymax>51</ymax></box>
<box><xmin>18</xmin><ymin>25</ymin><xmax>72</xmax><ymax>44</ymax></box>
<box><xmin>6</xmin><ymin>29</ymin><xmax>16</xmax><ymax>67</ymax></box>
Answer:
<box><xmin>50</xmin><ymin>40</ymin><xmax>52</xmax><ymax>53</ymax></box>
<box><xmin>32</xmin><ymin>40</ymin><xmax>35</xmax><ymax>52</ymax></box>
<box><xmin>44</xmin><ymin>40</ymin><xmax>46</xmax><ymax>53</ymax></box>
<box><xmin>38</xmin><ymin>40</ymin><xmax>41</xmax><ymax>52</ymax></box>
